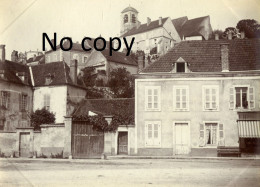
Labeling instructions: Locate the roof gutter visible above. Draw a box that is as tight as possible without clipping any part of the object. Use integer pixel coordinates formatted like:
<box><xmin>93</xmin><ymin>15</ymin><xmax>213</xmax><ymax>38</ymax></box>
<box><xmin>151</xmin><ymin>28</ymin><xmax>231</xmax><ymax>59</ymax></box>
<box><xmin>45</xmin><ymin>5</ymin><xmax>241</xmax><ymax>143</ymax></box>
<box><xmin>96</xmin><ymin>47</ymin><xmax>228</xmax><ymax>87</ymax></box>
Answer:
<box><xmin>29</xmin><ymin>66</ymin><xmax>35</xmax><ymax>86</ymax></box>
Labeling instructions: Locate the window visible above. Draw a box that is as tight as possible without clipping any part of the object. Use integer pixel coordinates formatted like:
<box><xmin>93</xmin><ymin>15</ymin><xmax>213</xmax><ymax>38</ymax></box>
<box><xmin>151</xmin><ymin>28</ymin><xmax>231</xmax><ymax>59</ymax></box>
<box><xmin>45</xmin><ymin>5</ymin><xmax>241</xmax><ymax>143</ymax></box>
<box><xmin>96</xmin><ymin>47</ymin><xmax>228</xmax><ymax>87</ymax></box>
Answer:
<box><xmin>145</xmin><ymin>121</ymin><xmax>161</xmax><ymax>147</ymax></box>
<box><xmin>145</xmin><ymin>86</ymin><xmax>161</xmax><ymax>111</ymax></box>
<box><xmin>124</xmin><ymin>14</ymin><xmax>128</xmax><ymax>23</ymax></box>
<box><xmin>0</xmin><ymin>91</ymin><xmax>10</xmax><ymax>109</ymax></box>
<box><xmin>44</xmin><ymin>94</ymin><xmax>50</xmax><ymax>111</ymax></box>
<box><xmin>0</xmin><ymin>120</ymin><xmax>4</xmax><ymax>130</ymax></box>
<box><xmin>173</xmin><ymin>86</ymin><xmax>189</xmax><ymax>111</ymax></box>
<box><xmin>132</xmin><ymin>14</ymin><xmax>136</xmax><ymax>23</ymax></box>
<box><xmin>176</xmin><ymin>63</ymin><xmax>185</xmax><ymax>72</ymax></box>
<box><xmin>19</xmin><ymin>93</ymin><xmax>27</xmax><ymax>111</ymax></box>
<box><xmin>199</xmin><ymin>123</ymin><xmax>223</xmax><ymax>147</ymax></box>
<box><xmin>202</xmin><ymin>86</ymin><xmax>219</xmax><ymax>111</ymax></box>
<box><xmin>83</xmin><ymin>56</ymin><xmax>88</xmax><ymax>63</ymax></box>
<box><xmin>230</xmin><ymin>86</ymin><xmax>255</xmax><ymax>110</ymax></box>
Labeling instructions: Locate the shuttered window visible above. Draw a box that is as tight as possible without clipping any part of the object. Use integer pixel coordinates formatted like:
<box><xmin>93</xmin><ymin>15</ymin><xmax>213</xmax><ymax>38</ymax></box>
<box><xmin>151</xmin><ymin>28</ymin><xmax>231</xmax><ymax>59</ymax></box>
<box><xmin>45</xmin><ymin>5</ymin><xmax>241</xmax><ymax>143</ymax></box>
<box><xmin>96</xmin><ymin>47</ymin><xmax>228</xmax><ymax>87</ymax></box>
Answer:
<box><xmin>145</xmin><ymin>121</ymin><xmax>161</xmax><ymax>147</ymax></box>
<box><xmin>231</xmin><ymin>86</ymin><xmax>255</xmax><ymax>110</ymax></box>
<box><xmin>44</xmin><ymin>94</ymin><xmax>50</xmax><ymax>111</ymax></box>
<box><xmin>0</xmin><ymin>91</ymin><xmax>10</xmax><ymax>109</ymax></box>
<box><xmin>145</xmin><ymin>86</ymin><xmax>161</xmax><ymax>111</ymax></box>
<box><xmin>173</xmin><ymin>86</ymin><xmax>189</xmax><ymax>111</ymax></box>
<box><xmin>199</xmin><ymin>123</ymin><xmax>224</xmax><ymax>147</ymax></box>
<box><xmin>202</xmin><ymin>86</ymin><xmax>219</xmax><ymax>111</ymax></box>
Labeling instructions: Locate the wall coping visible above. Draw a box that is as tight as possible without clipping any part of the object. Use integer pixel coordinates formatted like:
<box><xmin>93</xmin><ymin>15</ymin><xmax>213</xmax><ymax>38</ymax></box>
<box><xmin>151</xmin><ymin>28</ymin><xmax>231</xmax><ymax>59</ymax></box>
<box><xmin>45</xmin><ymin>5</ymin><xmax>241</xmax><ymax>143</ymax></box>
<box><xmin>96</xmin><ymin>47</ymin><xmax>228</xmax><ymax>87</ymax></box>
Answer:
<box><xmin>40</xmin><ymin>123</ymin><xmax>65</xmax><ymax>128</ymax></box>
<box><xmin>0</xmin><ymin>131</ymin><xmax>16</xmax><ymax>133</ymax></box>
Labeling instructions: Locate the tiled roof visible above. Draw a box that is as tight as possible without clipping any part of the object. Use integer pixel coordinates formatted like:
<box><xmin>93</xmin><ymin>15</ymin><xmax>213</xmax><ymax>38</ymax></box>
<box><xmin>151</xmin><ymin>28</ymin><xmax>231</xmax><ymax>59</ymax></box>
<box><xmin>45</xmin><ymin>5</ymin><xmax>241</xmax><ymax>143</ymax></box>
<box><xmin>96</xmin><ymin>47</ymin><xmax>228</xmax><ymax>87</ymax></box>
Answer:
<box><xmin>0</xmin><ymin>60</ymin><xmax>32</xmax><ymax>85</ymax></box>
<box><xmin>101</xmin><ymin>49</ymin><xmax>137</xmax><ymax>66</ymax></box>
<box><xmin>172</xmin><ymin>16</ymin><xmax>188</xmax><ymax>37</ymax></box>
<box><xmin>142</xmin><ymin>39</ymin><xmax>260</xmax><ymax>73</ymax></box>
<box><xmin>121</xmin><ymin>6</ymin><xmax>138</xmax><ymax>13</ymax></box>
<box><xmin>31</xmin><ymin>61</ymin><xmax>73</xmax><ymax>86</ymax></box>
<box><xmin>121</xmin><ymin>17</ymin><xmax>168</xmax><ymax>37</ymax></box>
<box><xmin>73</xmin><ymin>98</ymin><xmax>134</xmax><ymax>117</ymax></box>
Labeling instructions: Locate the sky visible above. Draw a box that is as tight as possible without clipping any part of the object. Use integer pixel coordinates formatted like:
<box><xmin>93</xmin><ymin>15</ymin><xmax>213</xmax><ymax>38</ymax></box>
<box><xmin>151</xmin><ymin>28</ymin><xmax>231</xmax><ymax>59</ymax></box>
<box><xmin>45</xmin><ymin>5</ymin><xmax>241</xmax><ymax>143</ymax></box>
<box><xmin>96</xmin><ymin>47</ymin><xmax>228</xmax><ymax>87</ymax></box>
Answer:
<box><xmin>0</xmin><ymin>0</ymin><xmax>259</xmax><ymax>60</ymax></box>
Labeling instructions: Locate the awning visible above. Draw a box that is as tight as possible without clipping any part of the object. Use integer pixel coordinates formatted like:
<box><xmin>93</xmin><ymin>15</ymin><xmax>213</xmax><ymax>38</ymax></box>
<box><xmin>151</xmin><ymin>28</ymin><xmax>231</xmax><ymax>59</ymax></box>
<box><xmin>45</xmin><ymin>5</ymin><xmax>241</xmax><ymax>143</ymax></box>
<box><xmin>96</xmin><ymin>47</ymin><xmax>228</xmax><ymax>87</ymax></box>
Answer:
<box><xmin>237</xmin><ymin>120</ymin><xmax>260</xmax><ymax>138</ymax></box>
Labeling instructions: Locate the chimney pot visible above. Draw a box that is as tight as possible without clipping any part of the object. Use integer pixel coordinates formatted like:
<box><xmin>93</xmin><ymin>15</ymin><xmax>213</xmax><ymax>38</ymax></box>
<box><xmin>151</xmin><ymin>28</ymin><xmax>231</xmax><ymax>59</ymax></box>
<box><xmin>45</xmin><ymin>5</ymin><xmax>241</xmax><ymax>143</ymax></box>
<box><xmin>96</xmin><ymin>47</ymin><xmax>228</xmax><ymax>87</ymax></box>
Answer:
<box><xmin>0</xmin><ymin>45</ymin><xmax>6</xmax><ymax>63</ymax></box>
<box><xmin>220</xmin><ymin>43</ymin><xmax>229</xmax><ymax>72</ymax></box>
<box><xmin>215</xmin><ymin>34</ymin><xmax>219</xmax><ymax>40</ymax></box>
<box><xmin>227</xmin><ymin>32</ymin><xmax>232</xmax><ymax>40</ymax></box>
<box><xmin>147</xmin><ymin>17</ymin><xmax>151</xmax><ymax>26</ymax></box>
<box><xmin>240</xmin><ymin>31</ymin><xmax>245</xmax><ymax>39</ymax></box>
<box><xmin>70</xmin><ymin>59</ymin><xmax>78</xmax><ymax>84</ymax></box>
<box><xmin>159</xmin><ymin>17</ymin><xmax>162</xmax><ymax>25</ymax></box>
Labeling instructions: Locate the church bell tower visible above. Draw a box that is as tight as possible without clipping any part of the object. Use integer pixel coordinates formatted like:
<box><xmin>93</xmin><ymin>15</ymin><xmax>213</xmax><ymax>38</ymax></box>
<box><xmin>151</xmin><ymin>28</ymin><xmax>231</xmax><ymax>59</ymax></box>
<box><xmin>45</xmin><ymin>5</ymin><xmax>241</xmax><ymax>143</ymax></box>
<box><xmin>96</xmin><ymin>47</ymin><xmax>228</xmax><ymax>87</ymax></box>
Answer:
<box><xmin>120</xmin><ymin>6</ymin><xmax>139</xmax><ymax>36</ymax></box>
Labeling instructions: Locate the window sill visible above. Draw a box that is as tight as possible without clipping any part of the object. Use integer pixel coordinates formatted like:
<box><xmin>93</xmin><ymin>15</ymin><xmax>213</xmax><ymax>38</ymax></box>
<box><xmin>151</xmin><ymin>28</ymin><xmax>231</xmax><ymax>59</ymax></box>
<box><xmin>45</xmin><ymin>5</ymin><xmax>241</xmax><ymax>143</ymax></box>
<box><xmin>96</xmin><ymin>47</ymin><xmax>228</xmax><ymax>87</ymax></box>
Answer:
<box><xmin>203</xmin><ymin>109</ymin><xmax>219</xmax><ymax>112</ymax></box>
<box><xmin>145</xmin><ymin>109</ymin><xmax>161</xmax><ymax>112</ymax></box>
<box><xmin>173</xmin><ymin>109</ymin><xmax>189</xmax><ymax>112</ymax></box>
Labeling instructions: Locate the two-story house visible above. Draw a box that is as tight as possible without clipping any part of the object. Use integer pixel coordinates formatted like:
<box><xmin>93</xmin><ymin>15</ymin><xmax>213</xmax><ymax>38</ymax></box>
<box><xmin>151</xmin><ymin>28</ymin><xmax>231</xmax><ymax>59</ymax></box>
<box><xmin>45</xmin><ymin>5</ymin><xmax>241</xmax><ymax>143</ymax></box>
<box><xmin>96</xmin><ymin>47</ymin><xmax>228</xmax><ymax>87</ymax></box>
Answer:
<box><xmin>134</xmin><ymin>38</ymin><xmax>260</xmax><ymax>157</ymax></box>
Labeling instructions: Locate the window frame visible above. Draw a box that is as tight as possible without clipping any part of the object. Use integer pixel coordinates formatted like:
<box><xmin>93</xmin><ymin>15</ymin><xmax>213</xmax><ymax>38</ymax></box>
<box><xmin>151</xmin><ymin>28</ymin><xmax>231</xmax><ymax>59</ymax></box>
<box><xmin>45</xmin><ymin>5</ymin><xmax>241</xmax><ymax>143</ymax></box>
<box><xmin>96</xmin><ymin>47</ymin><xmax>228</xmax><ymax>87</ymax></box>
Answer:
<box><xmin>202</xmin><ymin>85</ymin><xmax>219</xmax><ymax>111</ymax></box>
<box><xmin>145</xmin><ymin>121</ymin><xmax>161</xmax><ymax>148</ymax></box>
<box><xmin>43</xmin><ymin>94</ymin><xmax>51</xmax><ymax>111</ymax></box>
<box><xmin>173</xmin><ymin>86</ymin><xmax>189</xmax><ymax>111</ymax></box>
<box><xmin>145</xmin><ymin>86</ymin><xmax>161</xmax><ymax>111</ymax></box>
<box><xmin>202</xmin><ymin>121</ymin><xmax>221</xmax><ymax>148</ymax></box>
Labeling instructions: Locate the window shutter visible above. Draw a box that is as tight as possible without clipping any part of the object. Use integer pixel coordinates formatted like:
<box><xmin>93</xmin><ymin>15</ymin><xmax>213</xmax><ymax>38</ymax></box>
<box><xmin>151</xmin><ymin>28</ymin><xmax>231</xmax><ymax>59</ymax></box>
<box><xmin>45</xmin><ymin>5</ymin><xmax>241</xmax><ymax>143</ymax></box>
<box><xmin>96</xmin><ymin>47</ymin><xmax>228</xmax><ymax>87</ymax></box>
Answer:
<box><xmin>249</xmin><ymin>87</ymin><xmax>255</xmax><ymax>109</ymax></box>
<box><xmin>0</xmin><ymin>91</ymin><xmax>3</xmax><ymax>106</ymax></box>
<box><xmin>145</xmin><ymin>88</ymin><xmax>148</xmax><ymax>110</ymax></box>
<box><xmin>229</xmin><ymin>87</ymin><xmax>235</xmax><ymax>109</ymax></box>
<box><xmin>202</xmin><ymin>87</ymin><xmax>205</xmax><ymax>110</ymax></box>
<box><xmin>145</xmin><ymin>123</ymin><xmax>148</xmax><ymax>146</ymax></box>
<box><xmin>7</xmin><ymin>92</ymin><xmax>10</xmax><ymax>109</ymax></box>
<box><xmin>158</xmin><ymin>88</ymin><xmax>161</xmax><ymax>111</ymax></box>
<box><xmin>199</xmin><ymin>123</ymin><xmax>204</xmax><ymax>147</ymax></box>
<box><xmin>19</xmin><ymin>93</ymin><xmax>22</xmax><ymax>111</ymax></box>
<box><xmin>218</xmin><ymin>124</ymin><xmax>225</xmax><ymax>146</ymax></box>
<box><xmin>157</xmin><ymin>123</ymin><xmax>161</xmax><ymax>146</ymax></box>
<box><xmin>216</xmin><ymin>87</ymin><xmax>219</xmax><ymax>110</ymax></box>
<box><xmin>186</xmin><ymin>87</ymin><xmax>189</xmax><ymax>110</ymax></box>
<box><xmin>173</xmin><ymin>87</ymin><xmax>176</xmax><ymax>110</ymax></box>
<box><xmin>27</xmin><ymin>96</ymin><xmax>30</xmax><ymax>111</ymax></box>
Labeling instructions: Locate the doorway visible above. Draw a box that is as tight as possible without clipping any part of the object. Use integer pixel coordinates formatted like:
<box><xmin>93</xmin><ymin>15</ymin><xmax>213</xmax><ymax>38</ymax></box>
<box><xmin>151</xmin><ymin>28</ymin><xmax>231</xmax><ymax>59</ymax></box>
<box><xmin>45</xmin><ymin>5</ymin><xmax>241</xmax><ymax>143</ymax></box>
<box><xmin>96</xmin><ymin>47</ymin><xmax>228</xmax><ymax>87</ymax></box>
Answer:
<box><xmin>174</xmin><ymin>122</ymin><xmax>190</xmax><ymax>155</ymax></box>
<box><xmin>19</xmin><ymin>132</ymin><xmax>30</xmax><ymax>157</ymax></box>
<box><xmin>118</xmin><ymin>132</ymin><xmax>128</xmax><ymax>155</ymax></box>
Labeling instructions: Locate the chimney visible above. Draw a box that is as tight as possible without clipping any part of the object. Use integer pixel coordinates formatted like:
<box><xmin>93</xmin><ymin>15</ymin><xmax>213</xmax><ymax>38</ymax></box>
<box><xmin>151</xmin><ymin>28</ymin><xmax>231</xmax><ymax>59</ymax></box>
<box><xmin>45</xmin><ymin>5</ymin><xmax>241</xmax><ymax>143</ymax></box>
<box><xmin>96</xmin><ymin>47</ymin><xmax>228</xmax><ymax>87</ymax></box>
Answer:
<box><xmin>0</xmin><ymin>45</ymin><xmax>5</xmax><ymax>62</ymax></box>
<box><xmin>227</xmin><ymin>32</ymin><xmax>232</xmax><ymax>40</ymax></box>
<box><xmin>136</xmin><ymin>21</ymin><xmax>141</xmax><ymax>29</ymax></box>
<box><xmin>159</xmin><ymin>17</ymin><xmax>162</xmax><ymax>25</ymax></box>
<box><xmin>147</xmin><ymin>17</ymin><xmax>151</xmax><ymax>26</ymax></box>
<box><xmin>240</xmin><ymin>31</ymin><xmax>245</xmax><ymax>39</ymax></box>
<box><xmin>33</xmin><ymin>54</ymin><xmax>37</xmax><ymax>61</ymax></box>
<box><xmin>137</xmin><ymin>56</ymin><xmax>144</xmax><ymax>72</ymax></box>
<box><xmin>220</xmin><ymin>43</ymin><xmax>229</xmax><ymax>72</ymax></box>
<box><xmin>215</xmin><ymin>34</ymin><xmax>219</xmax><ymax>40</ymax></box>
<box><xmin>70</xmin><ymin>59</ymin><xmax>78</xmax><ymax>84</ymax></box>
<box><xmin>11</xmin><ymin>50</ymin><xmax>18</xmax><ymax>62</ymax></box>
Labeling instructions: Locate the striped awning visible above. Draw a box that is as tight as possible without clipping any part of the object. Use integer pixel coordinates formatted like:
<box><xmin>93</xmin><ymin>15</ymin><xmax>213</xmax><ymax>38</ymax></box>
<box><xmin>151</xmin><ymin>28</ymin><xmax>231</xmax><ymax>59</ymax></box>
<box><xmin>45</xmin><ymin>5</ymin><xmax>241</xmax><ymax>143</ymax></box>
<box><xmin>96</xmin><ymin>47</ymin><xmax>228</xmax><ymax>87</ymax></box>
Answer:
<box><xmin>237</xmin><ymin>120</ymin><xmax>260</xmax><ymax>138</ymax></box>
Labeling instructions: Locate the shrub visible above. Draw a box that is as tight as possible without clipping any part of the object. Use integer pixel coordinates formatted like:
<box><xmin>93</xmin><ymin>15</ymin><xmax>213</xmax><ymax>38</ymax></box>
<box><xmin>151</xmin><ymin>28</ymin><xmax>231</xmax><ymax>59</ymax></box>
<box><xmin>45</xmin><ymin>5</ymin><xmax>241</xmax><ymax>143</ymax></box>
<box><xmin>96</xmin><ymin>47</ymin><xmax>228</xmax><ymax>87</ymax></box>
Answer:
<box><xmin>31</xmin><ymin>108</ymin><xmax>55</xmax><ymax>130</ymax></box>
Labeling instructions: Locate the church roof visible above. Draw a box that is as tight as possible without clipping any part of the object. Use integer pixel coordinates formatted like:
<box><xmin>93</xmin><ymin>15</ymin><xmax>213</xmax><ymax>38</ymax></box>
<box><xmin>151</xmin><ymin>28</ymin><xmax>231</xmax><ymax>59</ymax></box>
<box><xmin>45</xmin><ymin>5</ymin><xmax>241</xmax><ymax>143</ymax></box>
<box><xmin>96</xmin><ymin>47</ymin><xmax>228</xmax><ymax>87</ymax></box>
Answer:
<box><xmin>121</xmin><ymin>6</ymin><xmax>138</xmax><ymax>13</ymax></box>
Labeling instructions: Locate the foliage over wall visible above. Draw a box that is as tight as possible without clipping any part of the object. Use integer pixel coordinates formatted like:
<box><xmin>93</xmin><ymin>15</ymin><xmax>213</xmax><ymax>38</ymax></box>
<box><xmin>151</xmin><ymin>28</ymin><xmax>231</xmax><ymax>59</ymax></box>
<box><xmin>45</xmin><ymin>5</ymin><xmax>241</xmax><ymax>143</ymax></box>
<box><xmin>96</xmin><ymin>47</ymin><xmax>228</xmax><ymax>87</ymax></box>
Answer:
<box><xmin>31</xmin><ymin>108</ymin><xmax>55</xmax><ymax>130</ymax></box>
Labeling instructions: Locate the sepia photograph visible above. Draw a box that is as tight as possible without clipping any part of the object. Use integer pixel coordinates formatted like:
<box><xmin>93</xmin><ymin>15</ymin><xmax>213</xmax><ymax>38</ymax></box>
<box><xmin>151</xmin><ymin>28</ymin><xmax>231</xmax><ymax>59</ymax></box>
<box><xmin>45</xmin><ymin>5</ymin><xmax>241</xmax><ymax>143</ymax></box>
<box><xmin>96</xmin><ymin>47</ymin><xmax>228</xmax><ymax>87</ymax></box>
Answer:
<box><xmin>0</xmin><ymin>0</ymin><xmax>259</xmax><ymax>186</ymax></box>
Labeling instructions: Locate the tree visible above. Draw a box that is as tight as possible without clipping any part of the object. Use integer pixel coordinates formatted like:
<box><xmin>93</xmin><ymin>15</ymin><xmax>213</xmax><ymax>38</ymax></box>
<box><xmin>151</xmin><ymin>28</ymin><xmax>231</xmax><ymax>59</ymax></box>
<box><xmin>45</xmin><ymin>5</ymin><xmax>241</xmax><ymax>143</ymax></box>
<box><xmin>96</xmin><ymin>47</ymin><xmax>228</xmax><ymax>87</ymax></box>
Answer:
<box><xmin>80</xmin><ymin>67</ymin><xmax>96</xmax><ymax>87</ymax></box>
<box><xmin>31</xmin><ymin>108</ymin><xmax>55</xmax><ymax>130</ymax></box>
<box><xmin>222</xmin><ymin>27</ymin><xmax>240</xmax><ymax>39</ymax></box>
<box><xmin>236</xmin><ymin>19</ymin><xmax>260</xmax><ymax>38</ymax></box>
<box><xmin>108</xmin><ymin>67</ymin><xmax>134</xmax><ymax>98</ymax></box>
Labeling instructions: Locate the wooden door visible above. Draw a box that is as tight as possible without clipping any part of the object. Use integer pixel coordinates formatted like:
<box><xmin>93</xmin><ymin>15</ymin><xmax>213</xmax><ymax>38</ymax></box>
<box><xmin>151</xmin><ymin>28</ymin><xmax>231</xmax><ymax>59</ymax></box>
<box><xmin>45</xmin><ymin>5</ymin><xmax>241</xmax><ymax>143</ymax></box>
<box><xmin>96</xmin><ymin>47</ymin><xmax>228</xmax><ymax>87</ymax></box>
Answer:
<box><xmin>118</xmin><ymin>132</ymin><xmax>128</xmax><ymax>155</ymax></box>
<box><xmin>19</xmin><ymin>132</ymin><xmax>30</xmax><ymax>157</ymax></box>
<box><xmin>175</xmin><ymin>123</ymin><xmax>189</xmax><ymax>155</ymax></box>
<box><xmin>72</xmin><ymin>121</ymin><xmax>104</xmax><ymax>158</ymax></box>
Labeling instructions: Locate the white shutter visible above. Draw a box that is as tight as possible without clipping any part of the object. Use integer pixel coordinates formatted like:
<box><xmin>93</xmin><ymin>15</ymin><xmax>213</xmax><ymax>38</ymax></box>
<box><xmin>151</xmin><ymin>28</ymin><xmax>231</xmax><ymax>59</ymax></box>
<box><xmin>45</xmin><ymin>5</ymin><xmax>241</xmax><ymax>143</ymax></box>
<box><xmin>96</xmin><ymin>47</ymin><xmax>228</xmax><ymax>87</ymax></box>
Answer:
<box><xmin>229</xmin><ymin>87</ymin><xmax>235</xmax><ymax>109</ymax></box>
<box><xmin>249</xmin><ymin>87</ymin><xmax>255</xmax><ymax>109</ymax></box>
<box><xmin>218</xmin><ymin>124</ymin><xmax>225</xmax><ymax>146</ymax></box>
<box><xmin>202</xmin><ymin>87</ymin><xmax>205</xmax><ymax>110</ymax></box>
<box><xmin>199</xmin><ymin>123</ymin><xmax>204</xmax><ymax>147</ymax></box>
<box><xmin>186</xmin><ymin>87</ymin><xmax>189</xmax><ymax>110</ymax></box>
<box><xmin>173</xmin><ymin>87</ymin><xmax>176</xmax><ymax>110</ymax></box>
<box><xmin>145</xmin><ymin>88</ymin><xmax>148</xmax><ymax>110</ymax></box>
<box><xmin>216</xmin><ymin>87</ymin><xmax>219</xmax><ymax>110</ymax></box>
<box><xmin>157</xmin><ymin>87</ymin><xmax>161</xmax><ymax>111</ymax></box>
<box><xmin>145</xmin><ymin>123</ymin><xmax>148</xmax><ymax>146</ymax></box>
<box><xmin>157</xmin><ymin>122</ymin><xmax>161</xmax><ymax>146</ymax></box>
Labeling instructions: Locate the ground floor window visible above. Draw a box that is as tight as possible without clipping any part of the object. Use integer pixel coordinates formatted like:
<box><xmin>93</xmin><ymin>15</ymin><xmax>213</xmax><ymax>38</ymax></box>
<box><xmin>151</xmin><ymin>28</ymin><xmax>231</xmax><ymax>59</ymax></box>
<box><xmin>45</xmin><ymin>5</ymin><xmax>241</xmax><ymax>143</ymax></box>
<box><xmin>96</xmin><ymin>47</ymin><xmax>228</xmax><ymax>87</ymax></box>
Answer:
<box><xmin>145</xmin><ymin>121</ymin><xmax>161</xmax><ymax>147</ymax></box>
<box><xmin>205</xmin><ymin>123</ymin><xmax>217</xmax><ymax>145</ymax></box>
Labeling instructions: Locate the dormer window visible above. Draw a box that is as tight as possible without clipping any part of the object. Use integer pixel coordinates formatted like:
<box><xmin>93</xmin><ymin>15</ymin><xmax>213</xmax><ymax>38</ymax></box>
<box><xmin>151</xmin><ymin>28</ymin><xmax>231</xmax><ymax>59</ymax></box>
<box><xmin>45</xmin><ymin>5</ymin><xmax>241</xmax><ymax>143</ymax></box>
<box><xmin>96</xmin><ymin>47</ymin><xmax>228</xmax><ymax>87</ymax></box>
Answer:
<box><xmin>176</xmin><ymin>62</ymin><xmax>185</xmax><ymax>73</ymax></box>
<box><xmin>45</xmin><ymin>73</ymin><xmax>54</xmax><ymax>85</ymax></box>
<box><xmin>172</xmin><ymin>57</ymin><xmax>190</xmax><ymax>73</ymax></box>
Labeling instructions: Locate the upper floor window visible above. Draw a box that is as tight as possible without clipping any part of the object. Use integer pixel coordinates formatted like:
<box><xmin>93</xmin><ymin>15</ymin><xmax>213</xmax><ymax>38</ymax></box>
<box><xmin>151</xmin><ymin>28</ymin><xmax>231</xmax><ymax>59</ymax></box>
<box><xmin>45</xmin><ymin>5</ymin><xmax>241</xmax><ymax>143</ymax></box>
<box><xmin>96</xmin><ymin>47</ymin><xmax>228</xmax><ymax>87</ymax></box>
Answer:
<box><xmin>145</xmin><ymin>86</ymin><xmax>161</xmax><ymax>111</ymax></box>
<box><xmin>44</xmin><ymin>94</ymin><xmax>50</xmax><ymax>111</ymax></box>
<box><xmin>132</xmin><ymin>14</ymin><xmax>136</xmax><ymax>23</ymax></box>
<box><xmin>202</xmin><ymin>86</ymin><xmax>219</xmax><ymax>111</ymax></box>
<box><xmin>0</xmin><ymin>91</ymin><xmax>10</xmax><ymax>109</ymax></box>
<box><xmin>19</xmin><ymin>94</ymin><xmax>28</xmax><ymax>111</ymax></box>
<box><xmin>145</xmin><ymin>121</ymin><xmax>161</xmax><ymax>147</ymax></box>
<box><xmin>230</xmin><ymin>86</ymin><xmax>255</xmax><ymax>110</ymax></box>
<box><xmin>176</xmin><ymin>62</ymin><xmax>185</xmax><ymax>73</ymax></box>
<box><xmin>173</xmin><ymin>86</ymin><xmax>189</xmax><ymax>111</ymax></box>
<box><xmin>124</xmin><ymin>14</ymin><xmax>128</xmax><ymax>23</ymax></box>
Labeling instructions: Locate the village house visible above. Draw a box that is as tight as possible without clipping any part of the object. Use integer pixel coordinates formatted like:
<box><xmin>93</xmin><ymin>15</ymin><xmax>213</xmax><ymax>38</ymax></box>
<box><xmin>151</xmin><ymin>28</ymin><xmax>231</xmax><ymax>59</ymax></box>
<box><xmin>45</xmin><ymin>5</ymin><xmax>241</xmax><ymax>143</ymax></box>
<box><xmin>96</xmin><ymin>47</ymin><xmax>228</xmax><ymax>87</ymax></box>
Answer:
<box><xmin>0</xmin><ymin>44</ymin><xmax>87</xmax><ymax>157</ymax></box>
<box><xmin>119</xmin><ymin>6</ymin><xmax>212</xmax><ymax>67</ymax></box>
<box><xmin>134</xmin><ymin>37</ymin><xmax>260</xmax><ymax>157</ymax></box>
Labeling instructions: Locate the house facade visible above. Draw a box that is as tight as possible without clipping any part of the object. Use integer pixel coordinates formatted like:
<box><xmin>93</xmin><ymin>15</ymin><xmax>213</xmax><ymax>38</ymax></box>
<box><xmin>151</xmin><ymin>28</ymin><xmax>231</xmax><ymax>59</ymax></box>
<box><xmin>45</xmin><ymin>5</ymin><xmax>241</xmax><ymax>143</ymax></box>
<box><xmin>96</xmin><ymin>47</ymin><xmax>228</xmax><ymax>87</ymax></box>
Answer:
<box><xmin>134</xmin><ymin>39</ymin><xmax>260</xmax><ymax>156</ymax></box>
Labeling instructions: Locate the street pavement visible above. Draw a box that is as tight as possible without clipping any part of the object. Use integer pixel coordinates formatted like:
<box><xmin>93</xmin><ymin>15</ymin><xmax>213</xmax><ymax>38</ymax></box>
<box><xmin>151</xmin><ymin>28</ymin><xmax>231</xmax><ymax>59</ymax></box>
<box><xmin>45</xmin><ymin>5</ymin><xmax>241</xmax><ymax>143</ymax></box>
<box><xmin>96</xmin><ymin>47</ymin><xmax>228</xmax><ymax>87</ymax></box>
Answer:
<box><xmin>0</xmin><ymin>158</ymin><xmax>259</xmax><ymax>187</ymax></box>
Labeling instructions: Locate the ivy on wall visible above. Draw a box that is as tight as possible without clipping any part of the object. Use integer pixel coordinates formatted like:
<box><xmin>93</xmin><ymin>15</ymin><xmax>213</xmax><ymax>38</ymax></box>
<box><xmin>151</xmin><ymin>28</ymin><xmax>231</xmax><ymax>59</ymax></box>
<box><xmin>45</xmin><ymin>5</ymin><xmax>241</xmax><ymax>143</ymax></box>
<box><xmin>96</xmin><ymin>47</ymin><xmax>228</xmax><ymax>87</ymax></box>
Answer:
<box><xmin>73</xmin><ymin>114</ymin><xmax>134</xmax><ymax>132</ymax></box>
